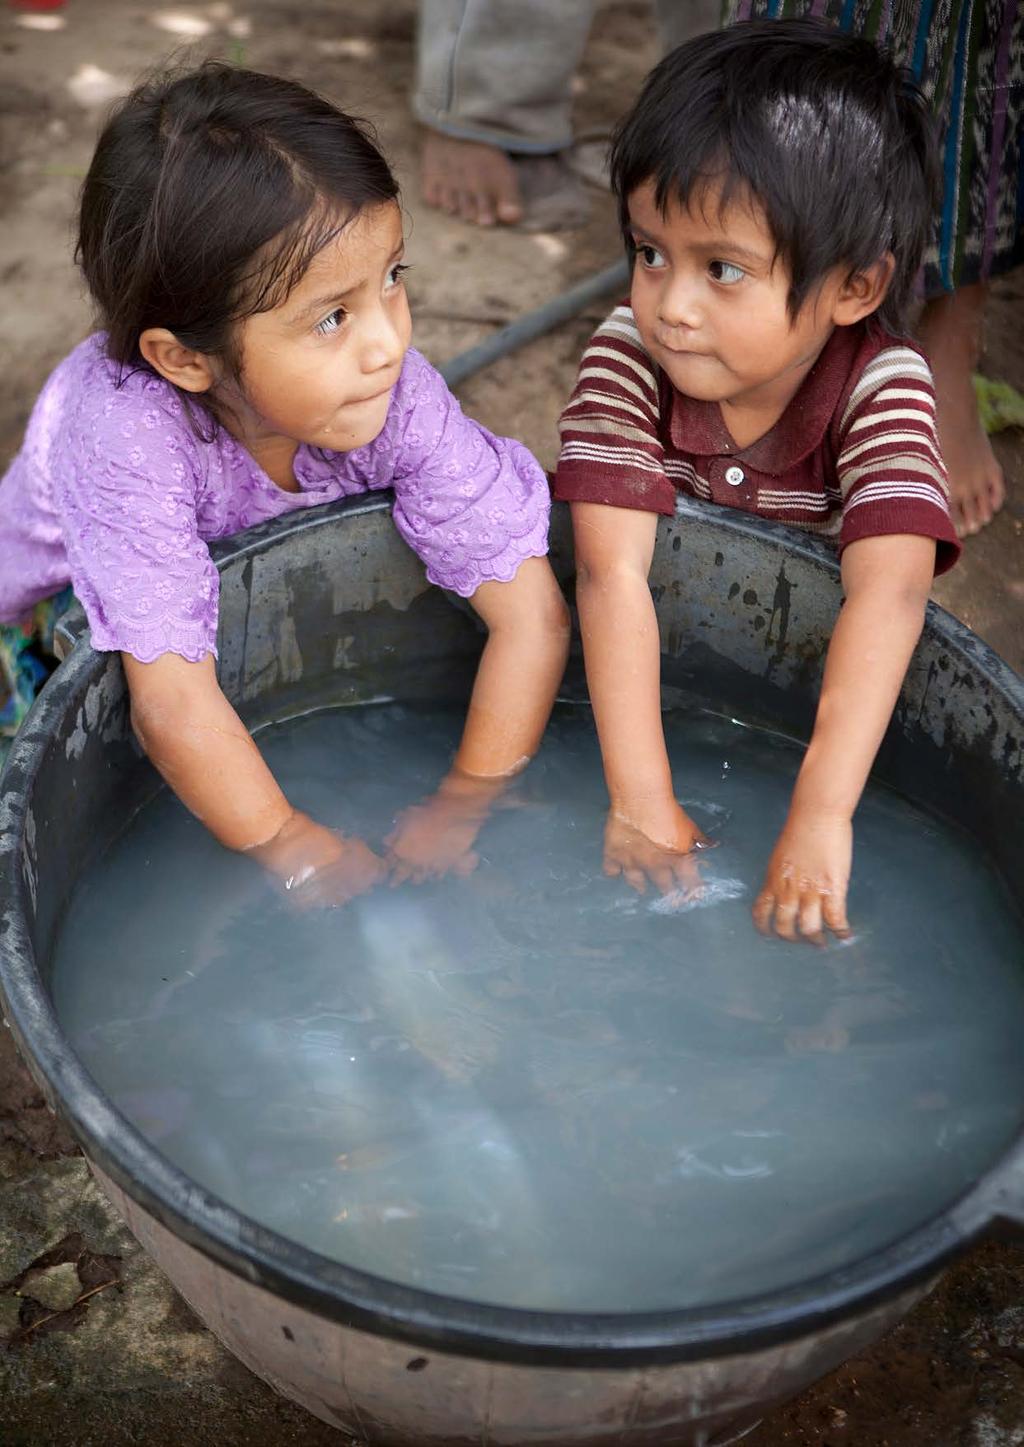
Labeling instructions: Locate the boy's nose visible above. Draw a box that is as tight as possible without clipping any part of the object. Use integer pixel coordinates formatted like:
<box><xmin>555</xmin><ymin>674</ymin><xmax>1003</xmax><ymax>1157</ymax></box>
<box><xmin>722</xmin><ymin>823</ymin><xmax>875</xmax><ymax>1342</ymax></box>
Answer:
<box><xmin>658</xmin><ymin>275</ymin><xmax>702</xmax><ymax>331</ymax></box>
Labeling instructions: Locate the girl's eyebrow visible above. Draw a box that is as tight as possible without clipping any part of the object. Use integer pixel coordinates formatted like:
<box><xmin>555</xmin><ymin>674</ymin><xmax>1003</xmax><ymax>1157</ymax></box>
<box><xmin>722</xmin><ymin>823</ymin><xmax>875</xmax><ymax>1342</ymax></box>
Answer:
<box><xmin>292</xmin><ymin>243</ymin><xmax>406</xmax><ymax>323</ymax></box>
<box><xmin>293</xmin><ymin>287</ymin><xmax>356</xmax><ymax>322</ymax></box>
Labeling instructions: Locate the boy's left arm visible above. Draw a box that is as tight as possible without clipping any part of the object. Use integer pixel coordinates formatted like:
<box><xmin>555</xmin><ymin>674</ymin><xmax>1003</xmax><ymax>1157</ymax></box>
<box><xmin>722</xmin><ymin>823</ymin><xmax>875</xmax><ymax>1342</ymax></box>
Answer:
<box><xmin>753</xmin><ymin>533</ymin><xmax>935</xmax><ymax>943</ymax></box>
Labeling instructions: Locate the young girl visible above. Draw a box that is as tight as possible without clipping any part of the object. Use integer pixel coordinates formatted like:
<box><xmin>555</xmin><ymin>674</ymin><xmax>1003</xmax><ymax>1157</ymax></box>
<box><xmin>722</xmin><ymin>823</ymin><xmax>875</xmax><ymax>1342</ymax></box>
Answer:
<box><xmin>0</xmin><ymin>63</ymin><xmax>569</xmax><ymax>905</ymax></box>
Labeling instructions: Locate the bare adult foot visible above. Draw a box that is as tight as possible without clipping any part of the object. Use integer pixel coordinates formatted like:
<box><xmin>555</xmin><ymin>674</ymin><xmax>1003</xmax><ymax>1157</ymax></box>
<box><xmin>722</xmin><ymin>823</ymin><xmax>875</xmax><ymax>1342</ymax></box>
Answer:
<box><xmin>917</xmin><ymin>282</ymin><xmax>1006</xmax><ymax>536</ymax></box>
<box><xmin>421</xmin><ymin>131</ymin><xmax>523</xmax><ymax>227</ymax></box>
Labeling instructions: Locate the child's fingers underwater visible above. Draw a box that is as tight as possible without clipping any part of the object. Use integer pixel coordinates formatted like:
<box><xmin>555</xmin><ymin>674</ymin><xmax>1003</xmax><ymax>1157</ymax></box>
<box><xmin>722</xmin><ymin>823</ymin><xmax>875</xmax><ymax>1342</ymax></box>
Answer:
<box><xmin>385</xmin><ymin>792</ymin><xmax>489</xmax><ymax>885</ymax></box>
<box><xmin>602</xmin><ymin>813</ymin><xmax>712</xmax><ymax>898</ymax></box>
<box><xmin>821</xmin><ymin>889</ymin><xmax>852</xmax><ymax>940</ymax></box>
<box><xmin>753</xmin><ymin>881</ymin><xmax>852</xmax><ymax>944</ymax></box>
<box><xmin>797</xmin><ymin>892</ymin><xmax>826</xmax><ymax>947</ymax></box>
<box><xmin>387</xmin><ymin>848</ymin><xmax>482</xmax><ymax>887</ymax></box>
<box><xmin>672</xmin><ymin>851</ymin><xmax>706</xmax><ymax>903</ymax></box>
<box><xmin>287</xmin><ymin>837</ymin><xmax>388</xmax><ymax>910</ymax></box>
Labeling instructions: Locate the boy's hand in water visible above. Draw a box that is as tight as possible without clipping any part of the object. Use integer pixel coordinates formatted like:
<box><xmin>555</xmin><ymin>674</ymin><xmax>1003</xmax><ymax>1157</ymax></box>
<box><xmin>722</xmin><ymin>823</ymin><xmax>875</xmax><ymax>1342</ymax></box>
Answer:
<box><xmin>753</xmin><ymin>808</ymin><xmax>852</xmax><ymax>944</ymax></box>
<box><xmin>386</xmin><ymin>771</ymin><xmax>506</xmax><ymax>885</ymax></box>
<box><xmin>603</xmin><ymin>803</ymin><xmax>710</xmax><ymax>897</ymax></box>
<box><xmin>751</xmin><ymin>537</ymin><xmax>934</xmax><ymax>945</ymax></box>
<box><xmin>251</xmin><ymin>809</ymin><xmax>386</xmax><ymax>908</ymax></box>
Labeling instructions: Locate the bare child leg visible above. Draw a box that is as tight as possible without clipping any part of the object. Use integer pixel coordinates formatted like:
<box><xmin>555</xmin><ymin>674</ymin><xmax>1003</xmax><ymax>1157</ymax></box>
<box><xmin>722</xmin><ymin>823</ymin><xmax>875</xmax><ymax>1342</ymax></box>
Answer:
<box><xmin>917</xmin><ymin>282</ymin><xmax>1006</xmax><ymax>536</ymax></box>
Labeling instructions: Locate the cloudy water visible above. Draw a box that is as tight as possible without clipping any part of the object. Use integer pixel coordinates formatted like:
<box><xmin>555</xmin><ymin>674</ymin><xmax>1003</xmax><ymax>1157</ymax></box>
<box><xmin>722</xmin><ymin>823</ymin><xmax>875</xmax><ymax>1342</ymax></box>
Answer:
<box><xmin>51</xmin><ymin>702</ymin><xmax>1024</xmax><ymax>1313</ymax></box>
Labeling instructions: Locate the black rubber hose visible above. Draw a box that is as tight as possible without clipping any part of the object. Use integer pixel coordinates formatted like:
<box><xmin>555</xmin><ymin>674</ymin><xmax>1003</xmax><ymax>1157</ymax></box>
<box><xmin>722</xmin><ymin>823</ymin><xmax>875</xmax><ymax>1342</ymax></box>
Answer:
<box><xmin>438</xmin><ymin>258</ymin><xmax>629</xmax><ymax>389</ymax></box>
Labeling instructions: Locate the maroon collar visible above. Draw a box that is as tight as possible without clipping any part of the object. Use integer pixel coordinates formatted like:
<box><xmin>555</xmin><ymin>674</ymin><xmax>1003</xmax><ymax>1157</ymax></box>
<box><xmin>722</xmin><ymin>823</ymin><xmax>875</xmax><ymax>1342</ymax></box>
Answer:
<box><xmin>665</xmin><ymin>323</ymin><xmax>866</xmax><ymax>475</ymax></box>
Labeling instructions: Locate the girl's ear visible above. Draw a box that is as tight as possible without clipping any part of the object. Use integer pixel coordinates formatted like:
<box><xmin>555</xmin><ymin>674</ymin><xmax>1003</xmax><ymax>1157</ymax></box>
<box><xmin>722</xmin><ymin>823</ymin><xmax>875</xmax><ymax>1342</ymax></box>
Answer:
<box><xmin>138</xmin><ymin>329</ymin><xmax>218</xmax><ymax>393</ymax></box>
<box><xmin>831</xmin><ymin>253</ymin><xmax>896</xmax><ymax>327</ymax></box>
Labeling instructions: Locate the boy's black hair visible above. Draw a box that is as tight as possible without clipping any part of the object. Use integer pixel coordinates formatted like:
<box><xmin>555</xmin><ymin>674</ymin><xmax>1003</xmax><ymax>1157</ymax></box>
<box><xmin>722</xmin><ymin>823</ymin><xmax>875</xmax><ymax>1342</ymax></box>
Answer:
<box><xmin>610</xmin><ymin>18</ymin><xmax>939</xmax><ymax>334</ymax></box>
<box><xmin>77</xmin><ymin>63</ymin><xmax>399</xmax><ymax>425</ymax></box>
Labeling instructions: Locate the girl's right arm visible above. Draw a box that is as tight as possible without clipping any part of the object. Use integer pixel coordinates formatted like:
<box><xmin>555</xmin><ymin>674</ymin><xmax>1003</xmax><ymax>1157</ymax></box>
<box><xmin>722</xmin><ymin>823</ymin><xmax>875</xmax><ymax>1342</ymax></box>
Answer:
<box><xmin>123</xmin><ymin>651</ymin><xmax>385</xmax><ymax>905</ymax></box>
<box><xmin>571</xmin><ymin>501</ymin><xmax>707</xmax><ymax>893</ymax></box>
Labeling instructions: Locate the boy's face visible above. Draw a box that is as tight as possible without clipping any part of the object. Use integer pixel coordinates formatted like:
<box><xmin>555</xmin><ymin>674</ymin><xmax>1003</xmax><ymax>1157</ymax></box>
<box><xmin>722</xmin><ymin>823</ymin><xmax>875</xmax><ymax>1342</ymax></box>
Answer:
<box><xmin>626</xmin><ymin>180</ymin><xmax>845</xmax><ymax>416</ymax></box>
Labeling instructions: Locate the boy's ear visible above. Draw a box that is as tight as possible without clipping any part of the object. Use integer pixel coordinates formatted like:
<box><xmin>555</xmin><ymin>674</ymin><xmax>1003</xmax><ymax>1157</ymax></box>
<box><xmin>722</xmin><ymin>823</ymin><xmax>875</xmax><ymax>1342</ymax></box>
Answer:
<box><xmin>138</xmin><ymin>329</ymin><xmax>218</xmax><ymax>393</ymax></box>
<box><xmin>831</xmin><ymin>253</ymin><xmax>896</xmax><ymax>327</ymax></box>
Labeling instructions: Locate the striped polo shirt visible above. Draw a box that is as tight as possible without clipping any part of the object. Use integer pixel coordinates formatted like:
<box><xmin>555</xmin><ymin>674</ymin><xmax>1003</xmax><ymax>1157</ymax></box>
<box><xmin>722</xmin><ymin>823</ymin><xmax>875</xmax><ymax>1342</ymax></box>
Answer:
<box><xmin>554</xmin><ymin>305</ymin><xmax>960</xmax><ymax>575</ymax></box>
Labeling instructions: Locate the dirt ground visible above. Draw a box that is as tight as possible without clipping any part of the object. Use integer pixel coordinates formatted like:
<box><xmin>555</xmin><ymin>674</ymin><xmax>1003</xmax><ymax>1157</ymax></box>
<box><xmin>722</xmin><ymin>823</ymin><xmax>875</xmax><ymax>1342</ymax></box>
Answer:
<box><xmin>2</xmin><ymin>2</ymin><xmax>1023</xmax><ymax>1444</ymax></box>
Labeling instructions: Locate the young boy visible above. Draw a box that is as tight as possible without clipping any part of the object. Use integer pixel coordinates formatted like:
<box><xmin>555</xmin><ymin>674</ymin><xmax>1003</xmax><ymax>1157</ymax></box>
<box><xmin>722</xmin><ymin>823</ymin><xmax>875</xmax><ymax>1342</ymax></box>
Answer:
<box><xmin>553</xmin><ymin>19</ymin><xmax>960</xmax><ymax>944</ymax></box>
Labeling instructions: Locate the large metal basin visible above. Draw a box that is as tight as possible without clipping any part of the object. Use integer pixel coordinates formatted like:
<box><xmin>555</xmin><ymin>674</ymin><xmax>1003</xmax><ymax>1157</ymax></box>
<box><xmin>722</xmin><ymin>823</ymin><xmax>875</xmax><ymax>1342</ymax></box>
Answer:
<box><xmin>2</xmin><ymin>495</ymin><xmax>1023</xmax><ymax>1446</ymax></box>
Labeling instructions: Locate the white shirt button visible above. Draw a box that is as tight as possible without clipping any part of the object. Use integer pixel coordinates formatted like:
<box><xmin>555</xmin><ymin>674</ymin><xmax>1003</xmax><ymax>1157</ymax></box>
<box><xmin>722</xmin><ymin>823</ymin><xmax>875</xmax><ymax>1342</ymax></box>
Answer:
<box><xmin>725</xmin><ymin>465</ymin><xmax>745</xmax><ymax>486</ymax></box>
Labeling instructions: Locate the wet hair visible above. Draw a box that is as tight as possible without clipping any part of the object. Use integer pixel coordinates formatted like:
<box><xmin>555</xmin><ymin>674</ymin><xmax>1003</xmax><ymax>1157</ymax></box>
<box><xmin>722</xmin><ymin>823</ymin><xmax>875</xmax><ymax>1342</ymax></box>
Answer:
<box><xmin>77</xmin><ymin>62</ymin><xmax>399</xmax><ymax>417</ymax></box>
<box><xmin>610</xmin><ymin>18</ymin><xmax>939</xmax><ymax>334</ymax></box>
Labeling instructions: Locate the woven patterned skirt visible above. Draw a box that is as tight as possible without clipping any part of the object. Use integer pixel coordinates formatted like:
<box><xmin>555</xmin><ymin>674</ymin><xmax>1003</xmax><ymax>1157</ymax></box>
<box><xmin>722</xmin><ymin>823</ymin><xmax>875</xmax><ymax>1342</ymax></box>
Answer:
<box><xmin>0</xmin><ymin>587</ymin><xmax>74</xmax><ymax>766</ymax></box>
<box><xmin>724</xmin><ymin>0</ymin><xmax>1024</xmax><ymax>294</ymax></box>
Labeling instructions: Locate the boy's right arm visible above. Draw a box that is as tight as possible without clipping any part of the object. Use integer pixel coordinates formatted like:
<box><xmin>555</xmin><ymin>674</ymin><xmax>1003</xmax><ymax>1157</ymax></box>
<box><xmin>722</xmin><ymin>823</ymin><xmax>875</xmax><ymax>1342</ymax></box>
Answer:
<box><xmin>123</xmin><ymin>652</ymin><xmax>385</xmax><ymax>905</ymax></box>
<box><xmin>571</xmin><ymin>502</ymin><xmax>707</xmax><ymax>894</ymax></box>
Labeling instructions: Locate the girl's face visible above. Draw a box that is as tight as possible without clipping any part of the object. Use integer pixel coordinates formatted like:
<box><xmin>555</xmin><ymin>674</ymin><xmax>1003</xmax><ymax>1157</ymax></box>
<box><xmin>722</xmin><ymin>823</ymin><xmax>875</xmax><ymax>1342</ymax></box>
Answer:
<box><xmin>226</xmin><ymin>200</ymin><xmax>412</xmax><ymax>461</ymax></box>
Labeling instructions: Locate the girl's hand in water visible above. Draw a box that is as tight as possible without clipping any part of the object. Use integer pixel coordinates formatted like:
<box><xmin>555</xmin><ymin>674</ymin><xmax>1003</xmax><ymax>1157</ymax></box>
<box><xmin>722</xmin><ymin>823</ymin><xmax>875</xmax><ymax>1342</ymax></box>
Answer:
<box><xmin>603</xmin><ymin>803</ymin><xmax>710</xmax><ymax>897</ymax></box>
<box><xmin>386</xmin><ymin>771</ymin><xmax>506</xmax><ymax>885</ymax></box>
<box><xmin>753</xmin><ymin>809</ymin><xmax>852</xmax><ymax>944</ymax></box>
<box><xmin>250</xmin><ymin>809</ymin><xmax>386</xmax><ymax>908</ymax></box>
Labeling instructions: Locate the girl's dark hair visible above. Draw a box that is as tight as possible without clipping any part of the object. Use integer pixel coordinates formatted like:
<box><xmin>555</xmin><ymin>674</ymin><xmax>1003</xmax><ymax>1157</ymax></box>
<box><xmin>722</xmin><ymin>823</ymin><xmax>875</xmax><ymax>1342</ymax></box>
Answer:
<box><xmin>77</xmin><ymin>63</ymin><xmax>399</xmax><ymax>397</ymax></box>
<box><xmin>610</xmin><ymin>18</ymin><xmax>939</xmax><ymax>335</ymax></box>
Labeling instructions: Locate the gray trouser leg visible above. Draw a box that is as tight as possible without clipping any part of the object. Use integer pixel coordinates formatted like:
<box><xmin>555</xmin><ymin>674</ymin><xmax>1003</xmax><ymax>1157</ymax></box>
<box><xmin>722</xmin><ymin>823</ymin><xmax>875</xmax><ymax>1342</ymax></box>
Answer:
<box><xmin>413</xmin><ymin>0</ymin><xmax>595</xmax><ymax>153</ymax></box>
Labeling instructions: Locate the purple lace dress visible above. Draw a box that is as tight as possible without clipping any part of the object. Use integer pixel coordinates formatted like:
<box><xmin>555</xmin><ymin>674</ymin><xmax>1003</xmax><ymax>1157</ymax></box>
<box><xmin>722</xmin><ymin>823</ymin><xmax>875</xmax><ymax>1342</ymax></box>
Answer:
<box><xmin>0</xmin><ymin>336</ymin><xmax>551</xmax><ymax>661</ymax></box>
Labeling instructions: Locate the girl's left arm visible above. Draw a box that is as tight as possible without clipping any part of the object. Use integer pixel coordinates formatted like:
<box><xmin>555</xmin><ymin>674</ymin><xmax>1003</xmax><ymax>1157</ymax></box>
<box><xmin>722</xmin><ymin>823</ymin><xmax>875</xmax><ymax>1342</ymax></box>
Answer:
<box><xmin>384</xmin><ymin>356</ymin><xmax>569</xmax><ymax>881</ymax></box>
<box><xmin>454</xmin><ymin>556</ymin><xmax>570</xmax><ymax>777</ymax></box>
<box><xmin>752</xmin><ymin>533</ymin><xmax>935</xmax><ymax>943</ymax></box>
<box><xmin>387</xmin><ymin>556</ymin><xmax>569</xmax><ymax>882</ymax></box>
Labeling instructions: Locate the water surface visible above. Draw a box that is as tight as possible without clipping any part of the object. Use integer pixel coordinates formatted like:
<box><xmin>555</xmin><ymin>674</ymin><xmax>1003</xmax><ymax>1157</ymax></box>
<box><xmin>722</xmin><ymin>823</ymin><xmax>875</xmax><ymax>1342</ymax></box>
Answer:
<box><xmin>52</xmin><ymin>702</ymin><xmax>1024</xmax><ymax>1312</ymax></box>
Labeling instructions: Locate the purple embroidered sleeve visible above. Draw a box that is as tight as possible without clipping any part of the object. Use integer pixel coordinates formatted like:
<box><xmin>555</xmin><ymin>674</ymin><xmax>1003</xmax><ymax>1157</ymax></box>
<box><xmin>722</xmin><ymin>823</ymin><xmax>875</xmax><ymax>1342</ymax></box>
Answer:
<box><xmin>383</xmin><ymin>350</ymin><xmax>551</xmax><ymax>597</ymax></box>
<box><xmin>20</xmin><ymin>342</ymin><xmax>551</xmax><ymax>659</ymax></box>
<box><xmin>56</xmin><ymin>381</ymin><xmax>220</xmax><ymax>662</ymax></box>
